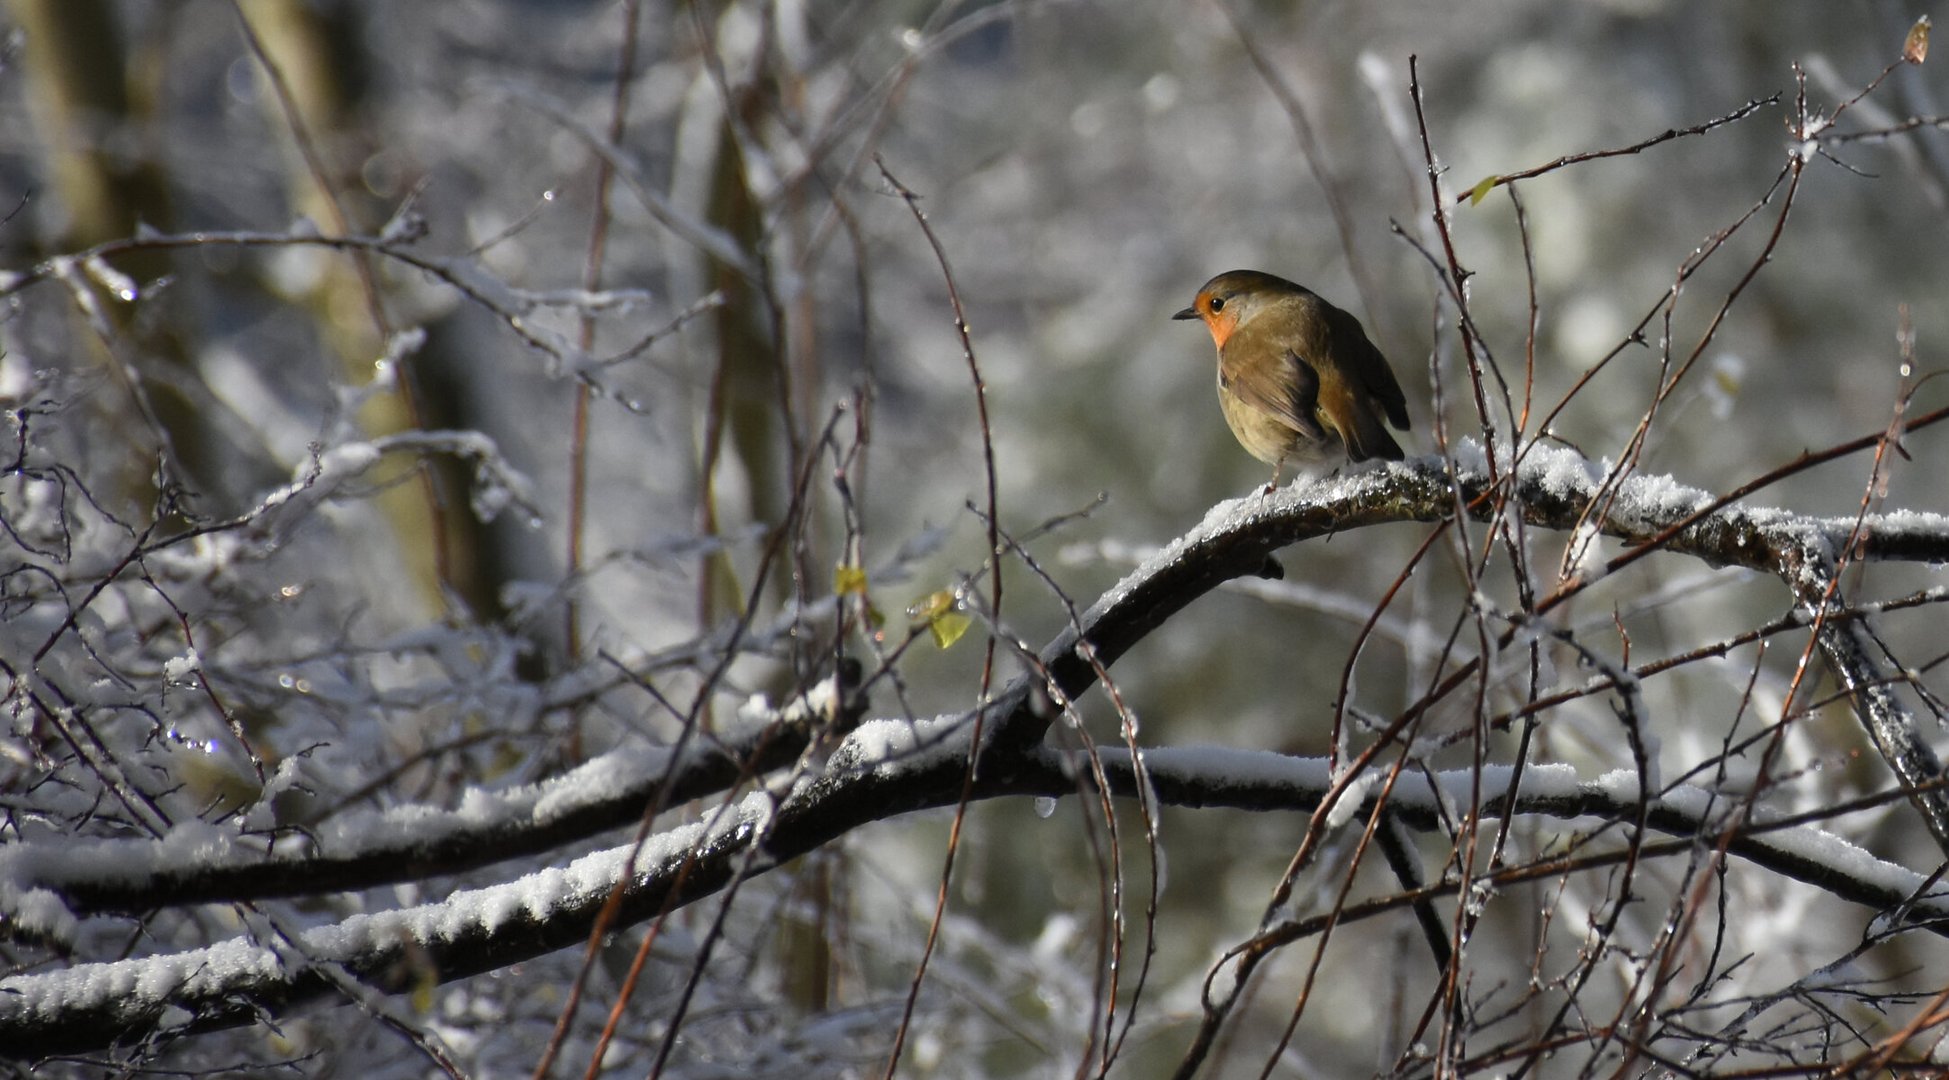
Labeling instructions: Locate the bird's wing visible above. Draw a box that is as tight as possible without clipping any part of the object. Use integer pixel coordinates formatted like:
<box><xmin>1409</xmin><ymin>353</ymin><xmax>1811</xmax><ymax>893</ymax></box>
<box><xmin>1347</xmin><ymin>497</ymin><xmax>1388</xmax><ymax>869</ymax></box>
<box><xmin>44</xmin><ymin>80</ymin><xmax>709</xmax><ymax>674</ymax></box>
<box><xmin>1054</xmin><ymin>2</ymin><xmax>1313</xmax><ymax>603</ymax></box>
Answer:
<box><xmin>1220</xmin><ymin>349</ymin><xmax>1326</xmax><ymax>442</ymax></box>
<box><xmin>1322</xmin><ymin>304</ymin><xmax>1411</xmax><ymax>431</ymax></box>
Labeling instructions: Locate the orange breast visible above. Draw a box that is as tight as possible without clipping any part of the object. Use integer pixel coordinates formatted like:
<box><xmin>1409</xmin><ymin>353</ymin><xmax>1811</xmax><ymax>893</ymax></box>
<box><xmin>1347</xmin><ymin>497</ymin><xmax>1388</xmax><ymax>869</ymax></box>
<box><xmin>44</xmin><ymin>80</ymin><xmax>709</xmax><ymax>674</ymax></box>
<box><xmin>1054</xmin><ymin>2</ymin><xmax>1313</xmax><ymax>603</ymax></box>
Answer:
<box><xmin>1204</xmin><ymin>307</ymin><xmax>1240</xmax><ymax>350</ymax></box>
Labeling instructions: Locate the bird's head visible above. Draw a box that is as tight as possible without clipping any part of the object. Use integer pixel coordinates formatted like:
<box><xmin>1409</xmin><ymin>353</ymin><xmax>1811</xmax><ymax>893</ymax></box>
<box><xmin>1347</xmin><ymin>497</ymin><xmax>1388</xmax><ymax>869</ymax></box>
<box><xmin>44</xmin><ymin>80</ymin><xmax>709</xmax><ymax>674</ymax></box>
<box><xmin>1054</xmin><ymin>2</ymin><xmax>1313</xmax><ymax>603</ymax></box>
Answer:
<box><xmin>1172</xmin><ymin>270</ymin><xmax>1300</xmax><ymax>350</ymax></box>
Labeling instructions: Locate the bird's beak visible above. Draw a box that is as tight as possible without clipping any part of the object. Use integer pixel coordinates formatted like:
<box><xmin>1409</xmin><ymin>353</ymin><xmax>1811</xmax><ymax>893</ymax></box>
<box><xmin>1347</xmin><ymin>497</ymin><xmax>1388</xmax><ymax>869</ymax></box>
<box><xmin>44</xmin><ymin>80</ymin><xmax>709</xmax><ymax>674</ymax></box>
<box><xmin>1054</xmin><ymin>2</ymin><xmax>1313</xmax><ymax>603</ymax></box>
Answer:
<box><xmin>1172</xmin><ymin>306</ymin><xmax>1199</xmax><ymax>321</ymax></box>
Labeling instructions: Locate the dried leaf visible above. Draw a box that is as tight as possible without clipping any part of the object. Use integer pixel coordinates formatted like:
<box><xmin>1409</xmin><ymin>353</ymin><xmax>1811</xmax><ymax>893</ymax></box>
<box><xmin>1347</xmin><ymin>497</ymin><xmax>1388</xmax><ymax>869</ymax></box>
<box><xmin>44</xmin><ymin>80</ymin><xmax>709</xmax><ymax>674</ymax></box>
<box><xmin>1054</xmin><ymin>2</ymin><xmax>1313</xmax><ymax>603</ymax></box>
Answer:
<box><xmin>1467</xmin><ymin>175</ymin><xmax>1500</xmax><ymax>206</ymax></box>
<box><xmin>1906</xmin><ymin>14</ymin><xmax>1930</xmax><ymax>64</ymax></box>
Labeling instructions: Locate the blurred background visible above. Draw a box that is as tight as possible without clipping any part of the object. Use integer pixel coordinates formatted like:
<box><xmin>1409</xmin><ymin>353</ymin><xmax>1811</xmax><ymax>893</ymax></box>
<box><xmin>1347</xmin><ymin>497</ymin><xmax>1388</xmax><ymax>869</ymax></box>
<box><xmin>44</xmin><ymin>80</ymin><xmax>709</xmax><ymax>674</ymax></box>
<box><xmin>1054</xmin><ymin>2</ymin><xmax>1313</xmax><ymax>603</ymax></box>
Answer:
<box><xmin>3</xmin><ymin>1</ymin><xmax>1947</xmax><ymax>1075</ymax></box>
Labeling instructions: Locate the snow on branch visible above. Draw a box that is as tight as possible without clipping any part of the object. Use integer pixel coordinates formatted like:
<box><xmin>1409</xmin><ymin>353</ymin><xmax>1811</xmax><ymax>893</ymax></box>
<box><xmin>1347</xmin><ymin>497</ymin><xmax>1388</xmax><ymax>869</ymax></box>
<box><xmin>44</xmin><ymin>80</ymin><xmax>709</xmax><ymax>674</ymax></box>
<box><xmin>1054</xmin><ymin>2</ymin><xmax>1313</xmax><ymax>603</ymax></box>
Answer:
<box><xmin>0</xmin><ymin>676</ymin><xmax>852</xmax><ymax>928</ymax></box>
<box><xmin>6</xmin><ymin>443</ymin><xmax>1948</xmax><ymax>1056</ymax></box>
<box><xmin>6</xmin><ymin>732</ymin><xmax>1944</xmax><ymax>1058</ymax></box>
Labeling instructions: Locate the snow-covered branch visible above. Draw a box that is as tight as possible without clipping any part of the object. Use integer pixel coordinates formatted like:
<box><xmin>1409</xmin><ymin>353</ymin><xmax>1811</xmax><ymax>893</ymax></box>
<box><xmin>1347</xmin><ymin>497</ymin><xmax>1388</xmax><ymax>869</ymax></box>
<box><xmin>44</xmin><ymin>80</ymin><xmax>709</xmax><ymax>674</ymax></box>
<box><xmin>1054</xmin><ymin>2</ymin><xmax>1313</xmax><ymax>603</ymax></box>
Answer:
<box><xmin>8</xmin><ymin>443</ymin><xmax>1948</xmax><ymax>1056</ymax></box>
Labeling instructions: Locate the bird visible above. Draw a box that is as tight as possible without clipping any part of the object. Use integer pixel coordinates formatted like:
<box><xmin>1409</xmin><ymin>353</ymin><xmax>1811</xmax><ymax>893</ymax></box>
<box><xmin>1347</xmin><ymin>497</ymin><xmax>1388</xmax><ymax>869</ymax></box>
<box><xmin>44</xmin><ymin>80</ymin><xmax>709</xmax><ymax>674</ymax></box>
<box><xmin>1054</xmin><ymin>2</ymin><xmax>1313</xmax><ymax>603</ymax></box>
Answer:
<box><xmin>1174</xmin><ymin>270</ymin><xmax>1411</xmax><ymax>490</ymax></box>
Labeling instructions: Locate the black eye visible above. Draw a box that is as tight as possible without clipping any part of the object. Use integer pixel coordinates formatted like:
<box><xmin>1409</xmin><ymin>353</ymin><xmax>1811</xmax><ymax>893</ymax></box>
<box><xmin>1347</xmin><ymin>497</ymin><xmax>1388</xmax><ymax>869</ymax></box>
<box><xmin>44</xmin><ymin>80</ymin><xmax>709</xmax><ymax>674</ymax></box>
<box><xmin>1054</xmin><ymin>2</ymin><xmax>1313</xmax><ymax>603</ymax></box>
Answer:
<box><xmin>1208</xmin><ymin>296</ymin><xmax>1225</xmax><ymax>313</ymax></box>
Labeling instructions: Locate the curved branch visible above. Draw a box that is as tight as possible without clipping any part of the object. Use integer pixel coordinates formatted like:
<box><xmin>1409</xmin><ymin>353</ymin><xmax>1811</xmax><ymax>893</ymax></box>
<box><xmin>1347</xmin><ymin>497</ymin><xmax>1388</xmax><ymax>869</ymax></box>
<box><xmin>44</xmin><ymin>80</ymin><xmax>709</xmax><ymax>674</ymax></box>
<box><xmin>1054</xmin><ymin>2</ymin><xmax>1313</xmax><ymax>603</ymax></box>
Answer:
<box><xmin>5</xmin><ymin>735</ymin><xmax>1944</xmax><ymax>1059</ymax></box>
<box><xmin>8</xmin><ymin>443</ymin><xmax>1949</xmax><ymax>1058</ymax></box>
<box><xmin>11</xmin><ymin>444</ymin><xmax>1948</xmax><ymax>921</ymax></box>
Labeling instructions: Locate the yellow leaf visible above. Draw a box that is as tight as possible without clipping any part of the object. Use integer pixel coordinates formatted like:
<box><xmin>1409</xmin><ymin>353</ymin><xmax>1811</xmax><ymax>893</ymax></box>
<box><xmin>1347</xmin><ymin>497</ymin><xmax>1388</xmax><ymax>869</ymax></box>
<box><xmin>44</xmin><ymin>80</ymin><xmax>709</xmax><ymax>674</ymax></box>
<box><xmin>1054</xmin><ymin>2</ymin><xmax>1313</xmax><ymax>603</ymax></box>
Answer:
<box><xmin>927</xmin><ymin>610</ymin><xmax>971</xmax><ymax>649</ymax></box>
<box><xmin>410</xmin><ymin>971</ymin><xmax>437</xmax><ymax>1015</ymax></box>
<box><xmin>1467</xmin><ymin>175</ymin><xmax>1500</xmax><ymax>206</ymax></box>
<box><xmin>906</xmin><ymin>589</ymin><xmax>955</xmax><ymax>623</ymax></box>
<box><xmin>834</xmin><ymin>563</ymin><xmax>868</xmax><ymax>596</ymax></box>
<box><xmin>176</xmin><ymin>747</ymin><xmax>263</xmax><ymax>815</ymax></box>
<box><xmin>1906</xmin><ymin>15</ymin><xmax>1931</xmax><ymax>64</ymax></box>
<box><xmin>906</xmin><ymin>589</ymin><xmax>969</xmax><ymax>649</ymax></box>
<box><xmin>484</xmin><ymin>739</ymin><xmax>526</xmax><ymax>780</ymax></box>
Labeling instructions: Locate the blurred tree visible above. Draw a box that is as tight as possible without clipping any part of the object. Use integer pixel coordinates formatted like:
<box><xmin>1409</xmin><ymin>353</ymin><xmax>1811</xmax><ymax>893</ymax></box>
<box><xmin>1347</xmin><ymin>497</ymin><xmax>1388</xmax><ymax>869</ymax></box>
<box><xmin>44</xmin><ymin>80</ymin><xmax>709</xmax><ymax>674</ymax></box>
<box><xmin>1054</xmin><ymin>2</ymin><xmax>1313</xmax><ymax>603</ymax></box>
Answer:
<box><xmin>2</xmin><ymin>5</ymin><xmax>1948</xmax><ymax>1078</ymax></box>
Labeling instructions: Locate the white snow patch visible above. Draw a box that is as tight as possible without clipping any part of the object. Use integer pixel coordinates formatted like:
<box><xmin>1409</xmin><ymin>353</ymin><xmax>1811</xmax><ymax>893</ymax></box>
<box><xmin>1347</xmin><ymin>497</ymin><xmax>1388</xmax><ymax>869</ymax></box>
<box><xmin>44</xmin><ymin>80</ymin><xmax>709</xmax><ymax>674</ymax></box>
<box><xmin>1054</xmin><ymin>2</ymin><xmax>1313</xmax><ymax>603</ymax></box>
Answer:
<box><xmin>1326</xmin><ymin>771</ymin><xmax>1376</xmax><ymax>828</ymax></box>
<box><xmin>162</xmin><ymin>650</ymin><xmax>202</xmax><ymax>681</ymax></box>
<box><xmin>831</xmin><ymin>715</ymin><xmax>970</xmax><ymax>775</ymax></box>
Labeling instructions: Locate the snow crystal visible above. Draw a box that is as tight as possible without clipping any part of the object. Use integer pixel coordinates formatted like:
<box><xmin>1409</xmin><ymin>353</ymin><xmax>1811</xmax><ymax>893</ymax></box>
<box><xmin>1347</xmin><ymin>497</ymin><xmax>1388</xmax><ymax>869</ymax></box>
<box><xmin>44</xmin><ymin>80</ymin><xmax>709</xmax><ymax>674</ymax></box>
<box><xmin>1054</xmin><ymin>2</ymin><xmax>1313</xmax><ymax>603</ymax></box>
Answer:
<box><xmin>162</xmin><ymin>649</ymin><xmax>202</xmax><ymax>681</ymax></box>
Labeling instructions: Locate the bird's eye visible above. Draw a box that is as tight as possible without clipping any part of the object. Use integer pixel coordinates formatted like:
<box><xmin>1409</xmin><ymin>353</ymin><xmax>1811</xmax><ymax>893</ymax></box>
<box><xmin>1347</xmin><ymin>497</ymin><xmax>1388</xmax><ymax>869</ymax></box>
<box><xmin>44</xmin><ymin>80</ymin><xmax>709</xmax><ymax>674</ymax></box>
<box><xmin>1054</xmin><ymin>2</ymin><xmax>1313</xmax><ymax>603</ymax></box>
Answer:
<box><xmin>1208</xmin><ymin>296</ymin><xmax>1225</xmax><ymax>313</ymax></box>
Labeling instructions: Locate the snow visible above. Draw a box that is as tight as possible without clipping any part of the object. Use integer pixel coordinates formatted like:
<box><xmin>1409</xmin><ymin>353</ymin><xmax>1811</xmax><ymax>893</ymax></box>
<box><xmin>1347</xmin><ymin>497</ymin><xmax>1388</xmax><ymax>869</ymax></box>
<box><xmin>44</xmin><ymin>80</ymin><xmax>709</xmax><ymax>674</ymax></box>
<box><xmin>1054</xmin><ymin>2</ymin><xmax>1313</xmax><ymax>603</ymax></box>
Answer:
<box><xmin>9</xmin><ymin>420</ymin><xmax>1944</xmax><ymax>1051</ymax></box>
<box><xmin>0</xmin><ymin>740</ymin><xmax>693</xmax><ymax>930</ymax></box>
<box><xmin>0</xmin><ymin>830</ymin><xmax>720</xmax><ymax>1023</ymax></box>
<box><xmin>1593</xmin><ymin>768</ymin><xmax>1653</xmax><ymax>801</ymax></box>
<box><xmin>162</xmin><ymin>649</ymin><xmax>202</xmax><ymax>681</ymax></box>
<box><xmin>830</xmin><ymin>715</ymin><xmax>972</xmax><ymax>776</ymax></box>
<box><xmin>1134</xmin><ymin>743</ymin><xmax>1334</xmax><ymax>792</ymax></box>
<box><xmin>1859</xmin><ymin>506</ymin><xmax>1949</xmax><ymax>536</ymax></box>
<box><xmin>1564</xmin><ymin>519</ymin><xmax>1605</xmax><ymax>583</ymax></box>
<box><xmin>1326</xmin><ymin>771</ymin><xmax>1376</xmax><ymax>828</ymax></box>
<box><xmin>8</xmin><ymin>728</ymin><xmax>1945</xmax><ymax>1036</ymax></box>
<box><xmin>1524</xmin><ymin>441</ymin><xmax>1611</xmax><ymax>501</ymax></box>
<box><xmin>1</xmin><ymin>887</ymin><xmax>78</xmax><ymax>944</ymax></box>
<box><xmin>3</xmin><ymin>674</ymin><xmax>863</xmax><ymax>935</ymax></box>
<box><xmin>705</xmin><ymin>790</ymin><xmax>776</xmax><ymax>843</ymax></box>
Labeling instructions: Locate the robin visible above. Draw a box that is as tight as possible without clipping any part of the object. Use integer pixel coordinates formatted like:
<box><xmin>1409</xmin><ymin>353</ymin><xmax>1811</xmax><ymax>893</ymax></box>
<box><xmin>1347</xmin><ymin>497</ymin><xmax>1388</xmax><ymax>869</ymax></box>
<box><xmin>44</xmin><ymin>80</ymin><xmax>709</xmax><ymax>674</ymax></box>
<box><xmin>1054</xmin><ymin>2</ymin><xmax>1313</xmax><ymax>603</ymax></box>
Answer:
<box><xmin>1174</xmin><ymin>270</ymin><xmax>1411</xmax><ymax>490</ymax></box>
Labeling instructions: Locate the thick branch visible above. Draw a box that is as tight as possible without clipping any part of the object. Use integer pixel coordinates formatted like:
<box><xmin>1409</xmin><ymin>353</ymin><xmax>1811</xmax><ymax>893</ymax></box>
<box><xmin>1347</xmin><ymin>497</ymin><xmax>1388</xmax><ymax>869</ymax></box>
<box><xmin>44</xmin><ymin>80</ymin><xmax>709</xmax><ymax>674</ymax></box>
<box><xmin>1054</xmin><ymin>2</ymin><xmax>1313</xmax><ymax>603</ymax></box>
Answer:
<box><xmin>8</xmin><ymin>444</ymin><xmax>1949</xmax><ymax>1057</ymax></box>
<box><xmin>11</xmin><ymin>446</ymin><xmax>1946</xmax><ymax>920</ymax></box>
<box><xmin>5</xmin><ymin>737</ymin><xmax>1943</xmax><ymax>1059</ymax></box>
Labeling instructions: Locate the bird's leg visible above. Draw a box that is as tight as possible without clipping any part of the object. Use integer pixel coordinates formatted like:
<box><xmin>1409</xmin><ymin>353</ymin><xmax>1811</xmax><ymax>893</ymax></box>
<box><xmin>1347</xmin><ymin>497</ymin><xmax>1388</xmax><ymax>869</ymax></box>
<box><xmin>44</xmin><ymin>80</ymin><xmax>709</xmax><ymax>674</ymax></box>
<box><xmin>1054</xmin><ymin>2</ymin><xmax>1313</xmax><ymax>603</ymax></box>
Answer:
<box><xmin>1262</xmin><ymin>458</ymin><xmax>1285</xmax><ymax>495</ymax></box>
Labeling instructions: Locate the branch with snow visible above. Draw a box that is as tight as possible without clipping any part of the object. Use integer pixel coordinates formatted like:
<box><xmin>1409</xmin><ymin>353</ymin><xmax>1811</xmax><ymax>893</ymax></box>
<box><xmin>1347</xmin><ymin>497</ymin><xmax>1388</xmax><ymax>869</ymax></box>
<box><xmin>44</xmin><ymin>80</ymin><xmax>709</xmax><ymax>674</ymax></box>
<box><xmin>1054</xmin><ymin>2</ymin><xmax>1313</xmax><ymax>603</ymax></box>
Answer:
<box><xmin>5</xmin><ymin>730</ymin><xmax>1944</xmax><ymax>1058</ymax></box>
<box><xmin>6</xmin><ymin>443</ymin><xmax>1948</xmax><ymax>1056</ymax></box>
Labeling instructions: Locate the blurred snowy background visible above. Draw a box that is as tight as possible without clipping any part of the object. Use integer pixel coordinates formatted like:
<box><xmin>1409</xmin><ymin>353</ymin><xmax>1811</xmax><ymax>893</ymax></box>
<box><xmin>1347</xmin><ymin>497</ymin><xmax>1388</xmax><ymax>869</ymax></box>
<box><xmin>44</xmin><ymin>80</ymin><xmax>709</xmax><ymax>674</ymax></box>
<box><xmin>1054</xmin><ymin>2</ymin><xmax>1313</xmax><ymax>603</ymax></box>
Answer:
<box><xmin>3</xmin><ymin>1</ymin><xmax>1947</xmax><ymax>1075</ymax></box>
